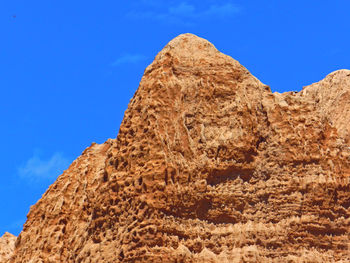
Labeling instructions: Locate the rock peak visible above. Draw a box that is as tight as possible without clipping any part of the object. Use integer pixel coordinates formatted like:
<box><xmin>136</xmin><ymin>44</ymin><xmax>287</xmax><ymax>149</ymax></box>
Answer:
<box><xmin>150</xmin><ymin>33</ymin><xmax>231</xmax><ymax>67</ymax></box>
<box><xmin>1</xmin><ymin>232</ymin><xmax>15</xmax><ymax>238</ymax></box>
<box><xmin>144</xmin><ymin>33</ymin><xmax>262</xmax><ymax>90</ymax></box>
<box><xmin>163</xmin><ymin>33</ymin><xmax>217</xmax><ymax>52</ymax></box>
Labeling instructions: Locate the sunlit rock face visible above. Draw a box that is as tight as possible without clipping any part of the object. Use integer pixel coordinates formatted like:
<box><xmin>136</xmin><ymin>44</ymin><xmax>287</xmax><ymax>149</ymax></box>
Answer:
<box><xmin>0</xmin><ymin>232</ymin><xmax>16</xmax><ymax>262</ymax></box>
<box><xmin>9</xmin><ymin>34</ymin><xmax>350</xmax><ymax>262</ymax></box>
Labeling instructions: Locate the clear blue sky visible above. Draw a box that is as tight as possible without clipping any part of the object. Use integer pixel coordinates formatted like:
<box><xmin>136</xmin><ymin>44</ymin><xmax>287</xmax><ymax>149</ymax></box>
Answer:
<box><xmin>1</xmin><ymin>1</ymin><xmax>349</xmax><ymax>236</ymax></box>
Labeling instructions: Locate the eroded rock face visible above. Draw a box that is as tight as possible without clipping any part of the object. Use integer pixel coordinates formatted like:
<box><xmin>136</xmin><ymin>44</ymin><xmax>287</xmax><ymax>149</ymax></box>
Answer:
<box><xmin>0</xmin><ymin>232</ymin><xmax>16</xmax><ymax>262</ymax></box>
<box><xmin>300</xmin><ymin>69</ymin><xmax>350</xmax><ymax>143</ymax></box>
<box><xmin>9</xmin><ymin>34</ymin><xmax>350</xmax><ymax>262</ymax></box>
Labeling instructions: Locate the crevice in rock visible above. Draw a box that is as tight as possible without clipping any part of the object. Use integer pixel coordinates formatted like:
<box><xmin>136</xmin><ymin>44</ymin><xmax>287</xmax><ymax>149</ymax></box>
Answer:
<box><xmin>206</xmin><ymin>167</ymin><xmax>254</xmax><ymax>186</ymax></box>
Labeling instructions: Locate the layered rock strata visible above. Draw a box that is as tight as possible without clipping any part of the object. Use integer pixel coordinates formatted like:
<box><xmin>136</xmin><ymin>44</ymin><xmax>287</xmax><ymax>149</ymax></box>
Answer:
<box><xmin>9</xmin><ymin>34</ymin><xmax>350</xmax><ymax>262</ymax></box>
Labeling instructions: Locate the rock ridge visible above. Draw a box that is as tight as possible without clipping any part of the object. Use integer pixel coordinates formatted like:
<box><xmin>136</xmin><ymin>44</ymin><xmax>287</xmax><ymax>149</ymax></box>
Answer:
<box><xmin>7</xmin><ymin>34</ymin><xmax>350</xmax><ymax>262</ymax></box>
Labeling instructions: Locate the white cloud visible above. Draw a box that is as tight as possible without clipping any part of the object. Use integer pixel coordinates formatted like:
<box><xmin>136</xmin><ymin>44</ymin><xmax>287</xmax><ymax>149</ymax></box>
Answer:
<box><xmin>127</xmin><ymin>1</ymin><xmax>241</xmax><ymax>25</ymax></box>
<box><xmin>203</xmin><ymin>3</ymin><xmax>240</xmax><ymax>17</ymax></box>
<box><xmin>18</xmin><ymin>152</ymin><xmax>70</xmax><ymax>181</ymax></box>
<box><xmin>111</xmin><ymin>54</ymin><xmax>147</xmax><ymax>66</ymax></box>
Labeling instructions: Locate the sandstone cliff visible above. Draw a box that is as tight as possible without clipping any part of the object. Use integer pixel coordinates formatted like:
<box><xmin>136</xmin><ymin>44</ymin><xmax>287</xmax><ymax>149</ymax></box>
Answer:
<box><xmin>0</xmin><ymin>232</ymin><xmax>16</xmax><ymax>262</ymax></box>
<box><xmin>8</xmin><ymin>34</ymin><xmax>350</xmax><ymax>262</ymax></box>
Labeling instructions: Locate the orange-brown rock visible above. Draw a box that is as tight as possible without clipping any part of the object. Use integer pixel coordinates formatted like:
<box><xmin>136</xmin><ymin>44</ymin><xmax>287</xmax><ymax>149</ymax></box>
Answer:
<box><xmin>0</xmin><ymin>232</ymin><xmax>16</xmax><ymax>262</ymax></box>
<box><xmin>300</xmin><ymin>69</ymin><xmax>350</xmax><ymax>143</ymax></box>
<box><xmin>9</xmin><ymin>34</ymin><xmax>350</xmax><ymax>262</ymax></box>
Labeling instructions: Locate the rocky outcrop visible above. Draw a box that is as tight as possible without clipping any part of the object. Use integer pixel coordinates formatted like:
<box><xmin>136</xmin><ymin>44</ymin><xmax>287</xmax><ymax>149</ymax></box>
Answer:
<box><xmin>11</xmin><ymin>142</ymin><xmax>113</xmax><ymax>262</ymax></box>
<box><xmin>9</xmin><ymin>34</ymin><xmax>350</xmax><ymax>262</ymax></box>
<box><xmin>300</xmin><ymin>69</ymin><xmax>350</xmax><ymax>143</ymax></box>
<box><xmin>0</xmin><ymin>232</ymin><xmax>16</xmax><ymax>262</ymax></box>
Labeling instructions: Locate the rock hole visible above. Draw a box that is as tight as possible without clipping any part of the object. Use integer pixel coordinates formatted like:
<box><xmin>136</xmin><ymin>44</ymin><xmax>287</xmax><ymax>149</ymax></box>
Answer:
<box><xmin>114</xmin><ymin>159</ymin><xmax>119</xmax><ymax>169</ymax></box>
<box><xmin>171</xmin><ymin>170</ymin><xmax>176</xmax><ymax>184</ymax></box>
<box><xmin>206</xmin><ymin>167</ymin><xmax>253</xmax><ymax>186</ymax></box>
<box><xmin>59</xmin><ymin>218</ymin><xmax>67</xmax><ymax>225</ymax></box>
<box><xmin>103</xmin><ymin>171</ymin><xmax>108</xmax><ymax>182</ymax></box>
<box><xmin>111</xmin><ymin>183</ymin><xmax>119</xmax><ymax>192</ymax></box>
<box><xmin>196</xmin><ymin>199</ymin><xmax>212</xmax><ymax>219</ymax></box>
<box><xmin>256</xmin><ymin>136</ymin><xmax>266</xmax><ymax>149</ymax></box>
<box><xmin>165</xmin><ymin>169</ymin><xmax>168</xmax><ymax>185</ymax></box>
<box><xmin>119</xmin><ymin>250</ymin><xmax>125</xmax><ymax>260</ymax></box>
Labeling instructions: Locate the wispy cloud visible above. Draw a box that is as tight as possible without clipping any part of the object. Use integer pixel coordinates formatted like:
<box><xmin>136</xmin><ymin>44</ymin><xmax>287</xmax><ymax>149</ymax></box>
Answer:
<box><xmin>127</xmin><ymin>1</ymin><xmax>241</xmax><ymax>25</ymax></box>
<box><xmin>18</xmin><ymin>152</ymin><xmax>70</xmax><ymax>181</ymax></box>
<box><xmin>111</xmin><ymin>54</ymin><xmax>147</xmax><ymax>67</ymax></box>
<box><xmin>202</xmin><ymin>3</ymin><xmax>240</xmax><ymax>17</ymax></box>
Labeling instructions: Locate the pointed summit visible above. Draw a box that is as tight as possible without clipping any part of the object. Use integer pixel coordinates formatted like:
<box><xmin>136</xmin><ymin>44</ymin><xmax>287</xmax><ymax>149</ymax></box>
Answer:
<box><xmin>161</xmin><ymin>33</ymin><xmax>217</xmax><ymax>51</ymax></box>
<box><xmin>154</xmin><ymin>33</ymin><xmax>220</xmax><ymax>60</ymax></box>
<box><xmin>144</xmin><ymin>33</ymin><xmax>253</xmax><ymax>80</ymax></box>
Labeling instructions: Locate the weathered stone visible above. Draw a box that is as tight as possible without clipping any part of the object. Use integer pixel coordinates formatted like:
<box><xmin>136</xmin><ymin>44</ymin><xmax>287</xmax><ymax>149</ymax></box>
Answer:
<box><xmin>8</xmin><ymin>34</ymin><xmax>350</xmax><ymax>262</ymax></box>
<box><xmin>0</xmin><ymin>232</ymin><xmax>16</xmax><ymax>262</ymax></box>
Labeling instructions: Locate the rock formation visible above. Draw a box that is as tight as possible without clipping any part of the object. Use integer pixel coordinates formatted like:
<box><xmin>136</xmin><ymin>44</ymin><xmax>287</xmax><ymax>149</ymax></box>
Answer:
<box><xmin>299</xmin><ymin>69</ymin><xmax>350</xmax><ymax>144</ymax></box>
<box><xmin>7</xmin><ymin>34</ymin><xmax>350</xmax><ymax>262</ymax></box>
<box><xmin>0</xmin><ymin>232</ymin><xmax>16</xmax><ymax>262</ymax></box>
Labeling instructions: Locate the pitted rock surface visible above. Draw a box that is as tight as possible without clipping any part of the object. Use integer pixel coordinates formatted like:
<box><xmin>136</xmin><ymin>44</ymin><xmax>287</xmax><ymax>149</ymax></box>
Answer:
<box><xmin>0</xmin><ymin>232</ymin><xmax>16</xmax><ymax>262</ymax></box>
<box><xmin>299</xmin><ymin>69</ymin><xmax>350</xmax><ymax>143</ymax></box>
<box><xmin>9</xmin><ymin>34</ymin><xmax>350</xmax><ymax>262</ymax></box>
